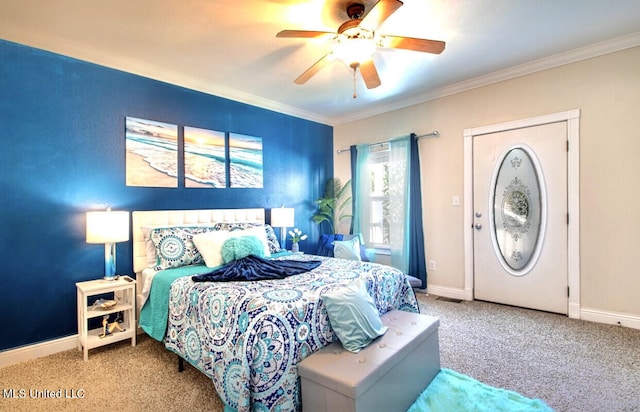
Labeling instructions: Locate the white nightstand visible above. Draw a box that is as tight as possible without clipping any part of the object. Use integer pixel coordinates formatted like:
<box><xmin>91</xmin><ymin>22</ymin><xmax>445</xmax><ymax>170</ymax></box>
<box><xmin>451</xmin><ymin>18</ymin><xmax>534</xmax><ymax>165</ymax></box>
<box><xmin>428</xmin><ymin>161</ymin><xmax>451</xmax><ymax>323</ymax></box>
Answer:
<box><xmin>76</xmin><ymin>276</ymin><xmax>136</xmax><ymax>361</ymax></box>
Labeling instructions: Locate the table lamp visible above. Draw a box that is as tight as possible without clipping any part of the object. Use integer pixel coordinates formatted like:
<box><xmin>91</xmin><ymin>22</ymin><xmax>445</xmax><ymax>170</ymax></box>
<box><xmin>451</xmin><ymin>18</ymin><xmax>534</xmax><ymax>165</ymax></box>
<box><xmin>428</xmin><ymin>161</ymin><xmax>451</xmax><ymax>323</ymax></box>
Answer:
<box><xmin>86</xmin><ymin>208</ymin><xmax>130</xmax><ymax>280</ymax></box>
<box><xmin>270</xmin><ymin>207</ymin><xmax>294</xmax><ymax>251</ymax></box>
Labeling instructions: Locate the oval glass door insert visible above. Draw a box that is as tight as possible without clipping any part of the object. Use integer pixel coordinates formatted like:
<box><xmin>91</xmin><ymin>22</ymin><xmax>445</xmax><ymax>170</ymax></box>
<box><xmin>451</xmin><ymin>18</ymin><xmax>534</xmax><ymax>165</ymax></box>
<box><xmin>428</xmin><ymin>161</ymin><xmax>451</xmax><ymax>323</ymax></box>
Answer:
<box><xmin>491</xmin><ymin>146</ymin><xmax>546</xmax><ymax>275</ymax></box>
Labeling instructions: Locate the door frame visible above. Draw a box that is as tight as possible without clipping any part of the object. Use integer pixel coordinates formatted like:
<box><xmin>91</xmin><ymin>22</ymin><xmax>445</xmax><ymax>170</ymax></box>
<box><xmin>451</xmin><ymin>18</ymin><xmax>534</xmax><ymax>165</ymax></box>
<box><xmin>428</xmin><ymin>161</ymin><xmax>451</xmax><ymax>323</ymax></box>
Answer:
<box><xmin>463</xmin><ymin>109</ymin><xmax>581</xmax><ymax>319</ymax></box>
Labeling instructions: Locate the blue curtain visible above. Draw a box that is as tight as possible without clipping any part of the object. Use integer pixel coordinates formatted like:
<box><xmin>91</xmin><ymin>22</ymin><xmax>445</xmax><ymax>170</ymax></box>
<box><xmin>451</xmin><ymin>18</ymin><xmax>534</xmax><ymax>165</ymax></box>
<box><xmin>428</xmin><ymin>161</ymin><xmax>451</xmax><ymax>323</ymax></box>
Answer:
<box><xmin>352</xmin><ymin>144</ymin><xmax>371</xmax><ymax>238</ymax></box>
<box><xmin>408</xmin><ymin>133</ymin><xmax>427</xmax><ymax>288</ymax></box>
<box><xmin>349</xmin><ymin>145</ymin><xmax>358</xmax><ymax>234</ymax></box>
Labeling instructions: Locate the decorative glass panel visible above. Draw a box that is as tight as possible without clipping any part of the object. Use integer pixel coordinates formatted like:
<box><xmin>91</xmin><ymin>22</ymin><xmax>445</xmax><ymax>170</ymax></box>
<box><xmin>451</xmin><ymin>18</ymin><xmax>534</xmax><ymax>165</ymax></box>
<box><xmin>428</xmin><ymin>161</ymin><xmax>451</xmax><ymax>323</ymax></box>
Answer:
<box><xmin>492</xmin><ymin>147</ymin><xmax>544</xmax><ymax>274</ymax></box>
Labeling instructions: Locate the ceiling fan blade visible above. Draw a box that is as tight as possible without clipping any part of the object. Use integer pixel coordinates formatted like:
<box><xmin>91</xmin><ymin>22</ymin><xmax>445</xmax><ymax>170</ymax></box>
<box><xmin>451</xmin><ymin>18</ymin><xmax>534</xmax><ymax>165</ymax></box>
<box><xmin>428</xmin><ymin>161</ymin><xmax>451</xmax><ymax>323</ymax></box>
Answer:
<box><xmin>359</xmin><ymin>59</ymin><xmax>381</xmax><ymax>89</ymax></box>
<box><xmin>382</xmin><ymin>36</ymin><xmax>446</xmax><ymax>54</ymax></box>
<box><xmin>276</xmin><ymin>30</ymin><xmax>334</xmax><ymax>39</ymax></box>
<box><xmin>294</xmin><ymin>53</ymin><xmax>333</xmax><ymax>84</ymax></box>
<box><xmin>360</xmin><ymin>0</ymin><xmax>404</xmax><ymax>32</ymax></box>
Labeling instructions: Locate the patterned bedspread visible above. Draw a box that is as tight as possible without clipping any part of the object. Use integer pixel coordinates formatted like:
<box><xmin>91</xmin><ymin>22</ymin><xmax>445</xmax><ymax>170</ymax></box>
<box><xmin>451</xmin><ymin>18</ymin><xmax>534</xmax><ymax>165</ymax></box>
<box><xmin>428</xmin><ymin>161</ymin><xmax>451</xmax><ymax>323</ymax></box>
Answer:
<box><xmin>162</xmin><ymin>254</ymin><xmax>419</xmax><ymax>412</ymax></box>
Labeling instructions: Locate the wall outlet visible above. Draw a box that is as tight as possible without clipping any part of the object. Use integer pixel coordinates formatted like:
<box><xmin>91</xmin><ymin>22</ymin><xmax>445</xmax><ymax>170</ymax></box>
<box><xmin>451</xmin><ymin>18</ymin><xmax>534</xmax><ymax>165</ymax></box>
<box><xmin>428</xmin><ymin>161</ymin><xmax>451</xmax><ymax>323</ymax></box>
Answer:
<box><xmin>452</xmin><ymin>195</ymin><xmax>460</xmax><ymax>206</ymax></box>
<box><xmin>428</xmin><ymin>260</ymin><xmax>436</xmax><ymax>271</ymax></box>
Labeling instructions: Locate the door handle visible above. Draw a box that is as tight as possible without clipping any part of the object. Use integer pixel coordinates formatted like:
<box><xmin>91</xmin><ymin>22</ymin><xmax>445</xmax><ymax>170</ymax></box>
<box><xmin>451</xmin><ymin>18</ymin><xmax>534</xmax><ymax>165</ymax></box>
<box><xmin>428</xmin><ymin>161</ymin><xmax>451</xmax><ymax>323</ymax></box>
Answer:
<box><xmin>474</xmin><ymin>223</ymin><xmax>482</xmax><ymax>230</ymax></box>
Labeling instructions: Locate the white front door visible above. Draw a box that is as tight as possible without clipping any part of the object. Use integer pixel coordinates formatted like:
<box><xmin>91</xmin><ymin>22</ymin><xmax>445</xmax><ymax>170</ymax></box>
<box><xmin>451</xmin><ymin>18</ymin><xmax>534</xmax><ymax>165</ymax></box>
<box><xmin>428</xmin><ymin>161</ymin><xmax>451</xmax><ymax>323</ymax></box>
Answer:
<box><xmin>473</xmin><ymin>121</ymin><xmax>568</xmax><ymax>314</ymax></box>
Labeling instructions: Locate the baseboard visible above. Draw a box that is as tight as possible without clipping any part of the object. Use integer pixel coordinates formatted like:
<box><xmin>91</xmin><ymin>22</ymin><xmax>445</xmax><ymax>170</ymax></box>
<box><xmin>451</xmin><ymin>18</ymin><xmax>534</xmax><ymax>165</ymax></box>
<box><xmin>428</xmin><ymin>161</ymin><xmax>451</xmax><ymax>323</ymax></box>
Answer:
<box><xmin>0</xmin><ymin>334</ymin><xmax>78</xmax><ymax>369</ymax></box>
<box><xmin>580</xmin><ymin>307</ymin><xmax>640</xmax><ymax>330</ymax></box>
<box><xmin>426</xmin><ymin>284</ymin><xmax>640</xmax><ymax>331</ymax></box>
<box><xmin>426</xmin><ymin>285</ymin><xmax>469</xmax><ymax>301</ymax></box>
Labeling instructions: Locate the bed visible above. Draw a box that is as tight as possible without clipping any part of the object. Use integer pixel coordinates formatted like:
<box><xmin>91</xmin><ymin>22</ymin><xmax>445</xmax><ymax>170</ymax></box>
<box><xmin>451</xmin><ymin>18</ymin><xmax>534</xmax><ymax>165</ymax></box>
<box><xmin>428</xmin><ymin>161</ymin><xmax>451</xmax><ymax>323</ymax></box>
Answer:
<box><xmin>133</xmin><ymin>208</ymin><xmax>419</xmax><ymax>412</ymax></box>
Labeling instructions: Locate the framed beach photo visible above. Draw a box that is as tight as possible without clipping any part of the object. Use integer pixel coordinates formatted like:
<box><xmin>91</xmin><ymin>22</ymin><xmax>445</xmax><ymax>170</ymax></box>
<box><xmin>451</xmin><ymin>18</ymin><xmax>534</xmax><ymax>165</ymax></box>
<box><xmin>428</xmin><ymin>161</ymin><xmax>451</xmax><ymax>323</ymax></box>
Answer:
<box><xmin>229</xmin><ymin>133</ymin><xmax>263</xmax><ymax>188</ymax></box>
<box><xmin>125</xmin><ymin>117</ymin><xmax>178</xmax><ymax>187</ymax></box>
<box><xmin>184</xmin><ymin>126</ymin><xmax>227</xmax><ymax>188</ymax></box>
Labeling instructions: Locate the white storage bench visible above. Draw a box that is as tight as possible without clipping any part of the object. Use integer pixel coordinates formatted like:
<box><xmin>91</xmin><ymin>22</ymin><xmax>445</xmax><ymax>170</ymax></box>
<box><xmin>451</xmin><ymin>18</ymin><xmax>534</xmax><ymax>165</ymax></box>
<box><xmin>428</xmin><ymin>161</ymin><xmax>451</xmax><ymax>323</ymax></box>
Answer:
<box><xmin>298</xmin><ymin>310</ymin><xmax>440</xmax><ymax>412</ymax></box>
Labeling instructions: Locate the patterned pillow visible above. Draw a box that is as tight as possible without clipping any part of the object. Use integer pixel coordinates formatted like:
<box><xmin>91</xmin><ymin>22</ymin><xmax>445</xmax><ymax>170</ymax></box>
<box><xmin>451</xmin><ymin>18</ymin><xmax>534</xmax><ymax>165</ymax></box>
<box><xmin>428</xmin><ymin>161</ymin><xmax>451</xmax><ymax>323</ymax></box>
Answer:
<box><xmin>263</xmin><ymin>224</ymin><xmax>282</xmax><ymax>254</ymax></box>
<box><xmin>150</xmin><ymin>226</ymin><xmax>216</xmax><ymax>270</ymax></box>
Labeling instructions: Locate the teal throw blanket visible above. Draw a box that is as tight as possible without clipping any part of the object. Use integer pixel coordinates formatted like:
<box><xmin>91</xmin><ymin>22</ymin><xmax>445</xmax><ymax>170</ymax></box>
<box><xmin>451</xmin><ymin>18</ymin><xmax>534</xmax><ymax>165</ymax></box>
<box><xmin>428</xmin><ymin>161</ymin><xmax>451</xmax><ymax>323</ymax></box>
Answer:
<box><xmin>139</xmin><ymin>265</ymin><xmax>211</xmax><ymax>341</ymax></box>
<box><xmin>408</xmin><ymin>368</ymin><xmax>554</xmax><ymax>412</ymax></box>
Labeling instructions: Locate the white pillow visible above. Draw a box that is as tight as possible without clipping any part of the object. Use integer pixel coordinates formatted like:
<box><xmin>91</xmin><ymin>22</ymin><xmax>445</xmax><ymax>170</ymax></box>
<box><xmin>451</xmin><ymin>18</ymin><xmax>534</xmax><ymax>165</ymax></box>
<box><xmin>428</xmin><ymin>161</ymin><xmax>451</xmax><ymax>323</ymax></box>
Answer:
<box><xmin>192</xmin><ymin>230</ymin><xmax>231</xmax><ymax>268</ymax></box>
<box><xmin>333</xmin><ymin>237</ymin><xmax>362</xmax><ymax>261</ymax></box>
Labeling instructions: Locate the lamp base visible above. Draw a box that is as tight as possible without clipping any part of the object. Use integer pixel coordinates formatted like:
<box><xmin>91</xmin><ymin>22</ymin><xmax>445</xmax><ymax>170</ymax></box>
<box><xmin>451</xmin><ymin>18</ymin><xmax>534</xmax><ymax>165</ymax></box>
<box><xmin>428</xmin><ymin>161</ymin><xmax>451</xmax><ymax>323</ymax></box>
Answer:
<box><xmin>104</xmin><ymin>242</ymin><xmax>117</xmax><ymax>281</ymax></box>
<box><xmin>280</xmin><ymin>227</ymin><xmax>288</xmax><ymax>251</ymax></box>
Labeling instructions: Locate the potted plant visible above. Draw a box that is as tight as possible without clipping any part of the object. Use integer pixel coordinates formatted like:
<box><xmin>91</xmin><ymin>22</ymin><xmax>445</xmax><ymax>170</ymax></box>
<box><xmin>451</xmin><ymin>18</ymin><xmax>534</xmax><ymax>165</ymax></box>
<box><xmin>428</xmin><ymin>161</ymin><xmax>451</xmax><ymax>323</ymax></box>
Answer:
<box><xmin>312</xmin><ymin>178</ymin><xmax>352</xmax><ymax>235</ymax></box>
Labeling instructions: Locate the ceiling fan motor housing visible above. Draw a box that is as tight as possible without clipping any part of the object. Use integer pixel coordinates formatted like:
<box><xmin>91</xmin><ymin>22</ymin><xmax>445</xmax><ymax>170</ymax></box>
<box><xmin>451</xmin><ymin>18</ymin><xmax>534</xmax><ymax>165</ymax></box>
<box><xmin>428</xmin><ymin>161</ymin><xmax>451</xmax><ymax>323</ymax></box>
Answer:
<box><xmin>346</xmin><ymin>3</ymin><xmax>365</xmax><ymax>20</ymax></box>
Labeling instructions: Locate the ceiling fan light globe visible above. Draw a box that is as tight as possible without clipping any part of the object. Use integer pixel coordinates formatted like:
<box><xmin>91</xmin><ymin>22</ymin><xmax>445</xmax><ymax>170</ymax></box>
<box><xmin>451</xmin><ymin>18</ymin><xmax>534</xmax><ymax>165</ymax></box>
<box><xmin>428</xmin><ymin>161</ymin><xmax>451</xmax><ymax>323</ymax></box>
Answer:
<box><xmin>334</xmin><ymin>37</ymin><xmax>376</xmax><ymax>66</ymax></box>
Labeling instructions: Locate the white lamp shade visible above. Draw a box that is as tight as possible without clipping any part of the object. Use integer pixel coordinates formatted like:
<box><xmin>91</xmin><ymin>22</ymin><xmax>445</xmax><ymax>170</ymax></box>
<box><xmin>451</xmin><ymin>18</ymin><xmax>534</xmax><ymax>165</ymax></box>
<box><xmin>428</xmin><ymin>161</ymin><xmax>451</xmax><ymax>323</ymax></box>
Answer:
<box><xmin>270</xmin><ymin>207</ymin><xmax>294</xmax><ymax>228</ymax></box>
<box><xmin>86</xmin><ymin>210</ymin><xmax>130</xmax><ymax>243</ymax></box>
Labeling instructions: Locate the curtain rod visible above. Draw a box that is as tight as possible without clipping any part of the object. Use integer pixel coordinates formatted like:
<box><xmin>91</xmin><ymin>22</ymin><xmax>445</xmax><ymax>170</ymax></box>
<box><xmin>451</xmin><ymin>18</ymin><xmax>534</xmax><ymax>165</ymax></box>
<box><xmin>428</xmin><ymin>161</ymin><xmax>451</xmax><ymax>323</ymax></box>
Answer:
<box><xmin>336</xmin><ymin>131</ymin><xmax>439</xmax><ymax>154</ymax></box>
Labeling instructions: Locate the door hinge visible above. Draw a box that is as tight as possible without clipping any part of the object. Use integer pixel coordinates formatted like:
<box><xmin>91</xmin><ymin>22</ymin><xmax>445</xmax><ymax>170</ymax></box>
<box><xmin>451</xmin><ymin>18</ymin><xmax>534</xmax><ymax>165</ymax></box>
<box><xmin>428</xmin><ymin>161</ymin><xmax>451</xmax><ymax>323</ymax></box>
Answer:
<box><xmin>567</xmin><ymin>140</ymin><xmax>569</xmax><ymax>151</ymax></box>
<box><xmin>567</xmin><ymin>213</ymin><xmax>569</xmax><ymax>224</ymax></box>
<box><xmin>567</xmin><ymin>286</ymin><xmax>570</xmax><ymax>298</ymax></box>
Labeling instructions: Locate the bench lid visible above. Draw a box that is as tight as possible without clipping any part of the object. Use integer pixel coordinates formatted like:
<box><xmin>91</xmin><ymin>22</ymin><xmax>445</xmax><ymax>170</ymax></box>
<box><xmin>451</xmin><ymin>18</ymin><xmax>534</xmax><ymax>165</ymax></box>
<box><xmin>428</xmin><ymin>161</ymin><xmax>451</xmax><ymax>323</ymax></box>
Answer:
<box><xmin>298</xmin><ymin>310</ymin><xmax>439</xmax><ymax>398</ymax></box>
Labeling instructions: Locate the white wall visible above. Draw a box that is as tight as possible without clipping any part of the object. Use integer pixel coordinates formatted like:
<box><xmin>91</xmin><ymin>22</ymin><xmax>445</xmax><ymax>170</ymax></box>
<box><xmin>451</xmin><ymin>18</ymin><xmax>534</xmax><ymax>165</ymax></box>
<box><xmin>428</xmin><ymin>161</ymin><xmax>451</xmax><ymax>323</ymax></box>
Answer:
<box><xmin>334</xmin><ymin>46</ymin><xmax>640</xmax><ymax>319</ymax></box>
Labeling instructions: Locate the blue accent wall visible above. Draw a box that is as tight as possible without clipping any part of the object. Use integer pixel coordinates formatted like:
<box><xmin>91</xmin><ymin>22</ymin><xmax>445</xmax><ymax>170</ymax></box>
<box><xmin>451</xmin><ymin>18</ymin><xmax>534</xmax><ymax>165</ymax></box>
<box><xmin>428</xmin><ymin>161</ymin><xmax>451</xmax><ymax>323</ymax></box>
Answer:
<box><xmin>0</xmin><ymin>39</ymin><xmax>333</xmax><ymax>351</ymax></box>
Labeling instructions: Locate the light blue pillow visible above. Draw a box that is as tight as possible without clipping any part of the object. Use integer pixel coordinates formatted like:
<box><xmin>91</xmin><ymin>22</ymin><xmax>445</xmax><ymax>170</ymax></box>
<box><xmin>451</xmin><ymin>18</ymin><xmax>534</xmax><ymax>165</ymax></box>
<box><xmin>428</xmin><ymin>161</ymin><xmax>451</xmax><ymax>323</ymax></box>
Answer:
<box><xmin>221</xmin><ymin>235</ymin><xmax>265</xmax><ymax>263</ymax></box>
<box><xmin>333</xmin><ymin>237</ymin><xmax>362</xmax><ymax>261</ymax></box>
<box><xmin>322</xmin><ymin>279</ymin><xmax>388</xmax><ymax>352</ymax></box>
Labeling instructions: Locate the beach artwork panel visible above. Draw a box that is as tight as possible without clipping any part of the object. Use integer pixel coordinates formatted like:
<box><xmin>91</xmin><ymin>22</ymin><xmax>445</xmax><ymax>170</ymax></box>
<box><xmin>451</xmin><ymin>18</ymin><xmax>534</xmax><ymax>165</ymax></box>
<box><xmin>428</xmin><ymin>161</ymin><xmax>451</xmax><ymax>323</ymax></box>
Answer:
<box><xmin>229</xmin><ymin>133</ymin><xmax>263</xmax><ymax>188</ymax></box>
<box><xmin>184</xmin><ymin>126</ymin><xmax>226</xmax><ymax>188</ymax></box>
<box><xmin>125</xmin><ymin>117</ymin><xmax>178</xmax><ymax>187</ymax></box>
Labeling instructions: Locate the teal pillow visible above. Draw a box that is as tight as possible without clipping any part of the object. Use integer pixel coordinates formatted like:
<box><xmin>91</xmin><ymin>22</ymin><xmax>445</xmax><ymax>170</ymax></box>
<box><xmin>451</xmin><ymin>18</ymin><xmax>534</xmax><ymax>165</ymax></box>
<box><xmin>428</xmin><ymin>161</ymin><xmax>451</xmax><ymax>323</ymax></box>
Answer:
<box><xmin>221</xmin><ymin>235</ymin><xmax>265</xmax><ymax>263</ymax></box>
<box><xmin>322</xmin><ymin>279</ymin><xmax>388</xmax><ymax>353</ymax></box>
<box><xmin>333</xmin><ymin>237</ymin><xmax>362</xmax><ymax>261</ymax></box>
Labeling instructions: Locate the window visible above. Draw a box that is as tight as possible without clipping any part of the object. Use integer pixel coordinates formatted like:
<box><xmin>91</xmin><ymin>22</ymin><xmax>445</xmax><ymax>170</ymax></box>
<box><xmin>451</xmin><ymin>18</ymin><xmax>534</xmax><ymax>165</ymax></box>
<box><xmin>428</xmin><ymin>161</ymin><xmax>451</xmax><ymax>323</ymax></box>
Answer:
<box><xmin>354</xmin><ymin>135</ymin><xmax>414</xmax><ymax>275</ymax></box>
<box><xmin>365</xmin><ymin>144</ymin><xmax>390</xmax><ymax>249</ymax></box>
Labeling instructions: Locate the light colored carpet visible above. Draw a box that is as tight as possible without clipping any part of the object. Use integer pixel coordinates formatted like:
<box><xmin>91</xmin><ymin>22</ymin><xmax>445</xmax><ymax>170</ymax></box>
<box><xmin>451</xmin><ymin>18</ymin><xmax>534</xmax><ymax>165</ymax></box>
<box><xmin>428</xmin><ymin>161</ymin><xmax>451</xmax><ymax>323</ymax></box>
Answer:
<box><xmin>1</xmin><ymin>293</ymin><xmax>639</xmax><ymax>412</ymax></box>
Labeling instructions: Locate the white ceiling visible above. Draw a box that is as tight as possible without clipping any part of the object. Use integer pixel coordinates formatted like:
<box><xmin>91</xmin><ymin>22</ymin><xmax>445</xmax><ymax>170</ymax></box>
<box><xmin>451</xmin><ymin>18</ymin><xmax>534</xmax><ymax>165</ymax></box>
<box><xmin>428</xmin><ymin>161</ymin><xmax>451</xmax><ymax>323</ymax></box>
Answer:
<box><xmin>2</xmin><ymin>0</ymin><xmax>640</xmax><ymax>125</ymax></box>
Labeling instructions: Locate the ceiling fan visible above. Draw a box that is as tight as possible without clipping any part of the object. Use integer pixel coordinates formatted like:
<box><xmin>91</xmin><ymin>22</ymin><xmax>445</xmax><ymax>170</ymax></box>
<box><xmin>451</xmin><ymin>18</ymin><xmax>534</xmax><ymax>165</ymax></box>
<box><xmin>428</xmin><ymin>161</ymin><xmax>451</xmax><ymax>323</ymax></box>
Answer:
<box><xmin>276</xmin><ymin>0</ymin><xmax>445</xmax><ymax>92</ymax></box>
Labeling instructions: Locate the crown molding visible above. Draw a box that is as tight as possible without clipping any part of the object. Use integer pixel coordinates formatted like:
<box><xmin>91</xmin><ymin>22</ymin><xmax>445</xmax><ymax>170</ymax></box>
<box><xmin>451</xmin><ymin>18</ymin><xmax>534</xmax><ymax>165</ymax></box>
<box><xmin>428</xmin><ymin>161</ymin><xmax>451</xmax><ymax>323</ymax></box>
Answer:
<box><xmin>3</xmin><ymin>26</ymin><xmax>639</xmax><ymax>127</ymax></box>
<box><xmin>0</xmin><ymin>27</ymin><xmax>332</xmax><ymax>125</ymax></box>
<box><xmin>331</xmin><ymin>31</ymin><xmax>640</xmax><ymax>125</ymax></box>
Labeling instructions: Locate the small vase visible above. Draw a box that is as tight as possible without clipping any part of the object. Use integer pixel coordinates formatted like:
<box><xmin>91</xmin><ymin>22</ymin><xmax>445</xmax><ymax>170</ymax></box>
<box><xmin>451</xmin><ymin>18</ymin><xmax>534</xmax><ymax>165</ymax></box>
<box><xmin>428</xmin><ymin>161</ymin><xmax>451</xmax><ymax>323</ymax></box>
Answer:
<box><xmin>291</xmin><ymin>242</ymin><xmax>299</xmax><ymax>253</ymax></box>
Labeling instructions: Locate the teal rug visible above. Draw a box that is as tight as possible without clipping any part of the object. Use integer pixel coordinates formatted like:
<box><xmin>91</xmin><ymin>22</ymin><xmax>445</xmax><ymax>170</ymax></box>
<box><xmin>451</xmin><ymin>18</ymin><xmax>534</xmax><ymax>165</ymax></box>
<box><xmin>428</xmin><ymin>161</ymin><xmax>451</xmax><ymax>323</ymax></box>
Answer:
<box><xmin>407</xmin><ymin>369</ymin><xmax>554</xmax><ymax>412</ymax></box>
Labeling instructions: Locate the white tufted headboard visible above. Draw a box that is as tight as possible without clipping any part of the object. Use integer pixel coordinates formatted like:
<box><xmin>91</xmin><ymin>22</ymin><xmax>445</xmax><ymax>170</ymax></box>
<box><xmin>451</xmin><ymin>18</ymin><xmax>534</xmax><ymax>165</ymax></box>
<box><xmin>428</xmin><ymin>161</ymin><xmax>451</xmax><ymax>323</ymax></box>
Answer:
<box><xmin>131</xmin><ymin>208</ymin><xmax>265</xmax><ymax>274</ymax></box>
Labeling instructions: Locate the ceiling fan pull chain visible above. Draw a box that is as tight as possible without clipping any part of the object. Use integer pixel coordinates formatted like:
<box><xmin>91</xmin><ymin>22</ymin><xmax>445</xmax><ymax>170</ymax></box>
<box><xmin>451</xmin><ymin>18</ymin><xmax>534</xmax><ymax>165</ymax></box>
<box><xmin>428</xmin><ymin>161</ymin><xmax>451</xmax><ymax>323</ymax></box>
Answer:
<box><xmin>352</xmin><ymin>63</ymin><xmax>358</xmax><ymax>99</ymax></box>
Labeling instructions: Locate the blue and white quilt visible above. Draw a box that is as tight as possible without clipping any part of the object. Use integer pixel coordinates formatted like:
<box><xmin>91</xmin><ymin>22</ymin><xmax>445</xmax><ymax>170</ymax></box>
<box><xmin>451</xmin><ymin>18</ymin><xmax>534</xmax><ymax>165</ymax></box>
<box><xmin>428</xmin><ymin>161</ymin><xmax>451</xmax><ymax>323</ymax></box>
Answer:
<box><xmin>145</xmin><ymin>254</ymin><xmax>418</xmax><ymax>412</ymax></box>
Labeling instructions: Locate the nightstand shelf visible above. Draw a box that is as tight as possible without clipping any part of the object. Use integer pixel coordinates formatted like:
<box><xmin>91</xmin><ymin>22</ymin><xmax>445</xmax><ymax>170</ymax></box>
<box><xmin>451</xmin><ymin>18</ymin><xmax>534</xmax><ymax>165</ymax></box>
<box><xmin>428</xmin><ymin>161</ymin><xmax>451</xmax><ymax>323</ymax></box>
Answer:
<box><xmin>76</xmin><ymin>276</ymin><xmax>136</xmax><ymax>361</ymax></box>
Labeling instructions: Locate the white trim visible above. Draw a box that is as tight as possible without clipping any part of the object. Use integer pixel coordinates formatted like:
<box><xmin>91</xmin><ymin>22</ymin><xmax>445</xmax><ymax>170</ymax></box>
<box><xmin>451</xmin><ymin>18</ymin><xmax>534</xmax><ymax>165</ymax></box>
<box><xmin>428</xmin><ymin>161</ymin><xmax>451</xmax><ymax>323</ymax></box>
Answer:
<box><xmin>580</xmin><ymin>308</ymin><xmax>640</xmax><ymax>330</ymax></box>
<box><xmin>3</xmin><ymin>24</ymin><xmax>638</xmax><ymax>127</ymax></box>
<box><xmin>426</xmin><ymin>285</ymin><xmax>468</xmax><ymax>302</ymax></box>
<box><xmin>0</xmin><ymin>28</ymin><xmax>332</xmax><ymax>125</ymax></box>
<box><xmin>463</xmin><ymin>130</ymin><xmax>474</xmax><ymax>302</ymax></box>
<box><xmin>0</xmin><ymin>335</ymin><xmax>78</xmax><ymax>368</ymax></box>
<box><xmin>463</xmin><ymin>109</ymin><xmax>581</xmax><ymax>318</ymax></box>
<box><xmin>426</xmin><ymin>286</ymin><xmax>640</xmax><ymax>331</ymax></box>
<box><xmin>332</xmin><ymin>33</ymin><xmax>640</xmax><ymax>125</ymax></box>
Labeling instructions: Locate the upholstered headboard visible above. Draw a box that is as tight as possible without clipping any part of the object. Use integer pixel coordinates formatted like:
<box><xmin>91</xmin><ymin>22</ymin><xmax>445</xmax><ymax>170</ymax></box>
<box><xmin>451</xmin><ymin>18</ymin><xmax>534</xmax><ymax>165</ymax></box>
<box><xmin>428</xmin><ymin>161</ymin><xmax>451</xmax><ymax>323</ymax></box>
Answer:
<box><xmin>131</xmin><ymin>208</ymin><xmax>265</xmax><ymax>273</ymax></box>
